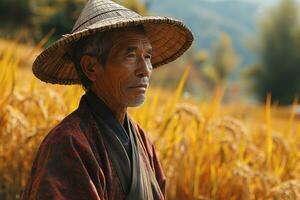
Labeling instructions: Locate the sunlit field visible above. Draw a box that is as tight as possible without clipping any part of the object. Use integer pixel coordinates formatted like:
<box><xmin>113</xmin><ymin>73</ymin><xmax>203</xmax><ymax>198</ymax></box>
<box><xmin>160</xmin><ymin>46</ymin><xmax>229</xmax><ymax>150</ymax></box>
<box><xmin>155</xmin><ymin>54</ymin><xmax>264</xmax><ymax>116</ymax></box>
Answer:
<box><xmin>0</xmin><ymin>41</ymin><xmax>299</xmax><ymax>200</ymax></box>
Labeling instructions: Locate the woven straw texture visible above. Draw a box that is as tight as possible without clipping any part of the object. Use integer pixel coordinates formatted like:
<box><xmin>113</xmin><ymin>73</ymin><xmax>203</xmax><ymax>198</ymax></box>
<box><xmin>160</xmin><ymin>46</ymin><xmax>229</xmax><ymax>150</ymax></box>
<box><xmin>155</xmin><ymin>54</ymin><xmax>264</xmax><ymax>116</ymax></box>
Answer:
<box><xmin>32</xmin><ymin>0</ymin><xmax>194</xmax><ymax>85</ymax></box>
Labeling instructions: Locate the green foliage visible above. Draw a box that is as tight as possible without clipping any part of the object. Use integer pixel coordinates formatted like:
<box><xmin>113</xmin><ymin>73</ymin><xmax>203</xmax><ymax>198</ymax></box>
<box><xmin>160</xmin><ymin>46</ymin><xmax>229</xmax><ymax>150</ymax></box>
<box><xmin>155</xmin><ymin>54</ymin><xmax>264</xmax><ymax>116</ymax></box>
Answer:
<box><xmin>0</xmin><ymin>0</ymin><xmax>32</xmax><ymax>26</ymax></box>
<box><xmin>210</xmin><ymin>33</ymin><xmax>239</xmax><ymax>85</ymax></box>
<box><xmin>196</xmin><ymin>33</ymin><xmax>239</xmax><ymax>90</ymax></box>
<box><xmin>33</xmin><ymin>0</ymin><xmax>85</xmax><ymax>44</ymax></box>
<box><xmin>250</xmin><ymin>0</ymin><xmax>300</xmax><ymax>105</ymax></box>
<box><xmin>0</xmin><ymin>0</ymin><xmax>147</xmax><ymax>44</ymax></box>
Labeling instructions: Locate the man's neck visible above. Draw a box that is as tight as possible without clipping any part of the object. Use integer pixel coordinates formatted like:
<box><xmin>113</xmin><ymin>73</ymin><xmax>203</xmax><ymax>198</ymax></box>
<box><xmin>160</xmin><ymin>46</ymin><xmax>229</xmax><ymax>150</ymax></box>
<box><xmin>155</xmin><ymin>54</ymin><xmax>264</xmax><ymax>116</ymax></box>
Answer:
<box><xmin>91</xmin><ymin>90</ymin><xmax>127</xmax><ymax>125</ymax></box>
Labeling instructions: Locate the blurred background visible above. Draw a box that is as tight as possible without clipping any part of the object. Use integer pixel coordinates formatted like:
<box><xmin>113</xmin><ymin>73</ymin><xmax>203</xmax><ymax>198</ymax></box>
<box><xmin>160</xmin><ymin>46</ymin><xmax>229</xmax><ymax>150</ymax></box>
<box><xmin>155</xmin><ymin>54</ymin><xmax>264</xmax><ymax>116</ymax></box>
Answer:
<box><xmin>3</xmin><ymin>0</ymin><xmax>300</xmax><ymax>104</ymax></box>
<box><xmin>0</xmin><ymin>0</ymin><xmax>300</xmax><ymax>199</ymax></box>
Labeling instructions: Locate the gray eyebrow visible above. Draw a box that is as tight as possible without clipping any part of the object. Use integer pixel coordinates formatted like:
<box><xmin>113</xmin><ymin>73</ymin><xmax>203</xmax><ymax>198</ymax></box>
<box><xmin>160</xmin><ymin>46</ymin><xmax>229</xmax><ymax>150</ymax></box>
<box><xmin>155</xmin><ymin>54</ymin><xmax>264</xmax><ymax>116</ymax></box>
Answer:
<box><xmin>125</xmin><ymin>46</ymin><xmax>152</xmax><ymax>54</ymax></box>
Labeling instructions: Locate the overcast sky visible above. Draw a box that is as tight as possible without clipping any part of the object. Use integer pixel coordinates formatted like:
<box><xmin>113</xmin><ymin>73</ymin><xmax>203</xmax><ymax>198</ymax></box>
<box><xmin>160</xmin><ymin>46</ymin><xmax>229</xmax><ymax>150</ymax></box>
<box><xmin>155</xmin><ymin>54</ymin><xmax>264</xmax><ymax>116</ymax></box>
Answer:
<box><xmin>242</xmin><ymin>0</ymin><xmax>279</xmax><ymax>6</ymax></box>
<box><xmin>206</xmin><ymin>0</ymin><xmax>291</xmax><ymax>7</ymax></box>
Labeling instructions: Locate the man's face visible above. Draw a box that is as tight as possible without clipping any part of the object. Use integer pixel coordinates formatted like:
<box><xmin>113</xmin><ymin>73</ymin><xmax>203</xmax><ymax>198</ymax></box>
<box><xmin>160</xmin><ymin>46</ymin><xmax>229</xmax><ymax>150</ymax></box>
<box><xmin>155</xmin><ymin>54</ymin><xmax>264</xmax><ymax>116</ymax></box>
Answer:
<box><xmin>92</xmin><ymin>28</ymin><xmax>153</xmax><ymax>107</ymax></box>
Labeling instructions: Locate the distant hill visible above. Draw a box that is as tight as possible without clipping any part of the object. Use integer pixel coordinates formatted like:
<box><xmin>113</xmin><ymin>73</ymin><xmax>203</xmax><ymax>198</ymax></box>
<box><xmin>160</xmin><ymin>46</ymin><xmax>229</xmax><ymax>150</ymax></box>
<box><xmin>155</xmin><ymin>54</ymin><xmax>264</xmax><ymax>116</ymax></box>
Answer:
<box><xmin>147</xmin><ymin>0</ymin><xmax>260</xmax><ymax>66</ymax></box>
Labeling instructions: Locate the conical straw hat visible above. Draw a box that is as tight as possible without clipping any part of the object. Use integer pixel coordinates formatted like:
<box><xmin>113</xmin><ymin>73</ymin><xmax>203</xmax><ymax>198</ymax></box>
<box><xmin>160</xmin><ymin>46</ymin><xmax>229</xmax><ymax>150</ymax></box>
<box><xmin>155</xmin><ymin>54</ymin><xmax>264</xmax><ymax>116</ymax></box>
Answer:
<box><xmin>33</xmin><ymin>0</ymin><xmax>194</xmax><ymax>85</ymax></box>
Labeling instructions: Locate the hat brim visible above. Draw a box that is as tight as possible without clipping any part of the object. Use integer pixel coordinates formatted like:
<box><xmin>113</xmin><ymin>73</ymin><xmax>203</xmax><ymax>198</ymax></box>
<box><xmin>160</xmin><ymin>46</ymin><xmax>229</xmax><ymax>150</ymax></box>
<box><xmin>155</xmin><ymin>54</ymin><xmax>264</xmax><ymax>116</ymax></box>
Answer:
<box><xmin>32</xmin><ymin>16</ymin><xmax>194</xmax><ymax>85</ymax></box>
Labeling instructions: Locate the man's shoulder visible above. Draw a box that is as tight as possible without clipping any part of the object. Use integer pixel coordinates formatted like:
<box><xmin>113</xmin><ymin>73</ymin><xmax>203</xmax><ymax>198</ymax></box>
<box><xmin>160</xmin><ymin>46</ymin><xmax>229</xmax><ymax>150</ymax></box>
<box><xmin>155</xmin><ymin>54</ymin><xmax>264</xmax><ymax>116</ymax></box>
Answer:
<box><xmin>28</xmin><ymin>106</ymin><xmax>99</xmax><ymax>180</ymax></box>
<box><xmin>40</xmin><ymin>105</ymin><xmax>92</xmax><ymax>149</ymax></box>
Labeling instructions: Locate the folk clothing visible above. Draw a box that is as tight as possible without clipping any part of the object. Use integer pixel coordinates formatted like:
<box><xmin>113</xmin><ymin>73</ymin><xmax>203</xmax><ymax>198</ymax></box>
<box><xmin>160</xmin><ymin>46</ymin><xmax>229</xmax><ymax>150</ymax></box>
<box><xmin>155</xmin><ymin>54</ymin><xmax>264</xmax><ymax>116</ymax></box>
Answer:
<box><xmin>21</xmin><ymin>91</ymin><xmax>166</xmax><ymax>200</ymax></box>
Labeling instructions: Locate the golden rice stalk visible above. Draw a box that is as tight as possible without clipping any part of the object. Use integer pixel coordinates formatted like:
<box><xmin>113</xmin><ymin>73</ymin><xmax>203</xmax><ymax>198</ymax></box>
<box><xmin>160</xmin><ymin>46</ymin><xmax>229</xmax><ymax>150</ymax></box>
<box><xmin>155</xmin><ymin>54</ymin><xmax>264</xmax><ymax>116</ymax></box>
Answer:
<box><xmin>265</xmin><ymin>93</ymin><xmax>273</xmax><ymax>170</ymax></box>
<box><xmin>269</xmin><ymin>180</ymin><xmax>300</xmax><ymax>200</ymax></box>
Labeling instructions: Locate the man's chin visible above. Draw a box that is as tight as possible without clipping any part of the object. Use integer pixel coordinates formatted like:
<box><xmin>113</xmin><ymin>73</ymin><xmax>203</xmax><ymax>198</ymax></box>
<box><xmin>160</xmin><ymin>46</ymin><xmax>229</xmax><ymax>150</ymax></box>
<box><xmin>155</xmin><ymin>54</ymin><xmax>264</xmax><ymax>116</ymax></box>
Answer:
<box><xmin>126</xmin><ymin>97</ymin><xmax>146</xmax><ymax>107</ymax></box>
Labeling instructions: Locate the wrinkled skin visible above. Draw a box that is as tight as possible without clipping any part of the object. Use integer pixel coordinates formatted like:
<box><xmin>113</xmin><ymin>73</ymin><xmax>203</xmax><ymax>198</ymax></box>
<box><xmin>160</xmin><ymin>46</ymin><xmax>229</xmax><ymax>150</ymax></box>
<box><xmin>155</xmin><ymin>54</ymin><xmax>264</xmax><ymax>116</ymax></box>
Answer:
<box><xmin>80</xmin><ymin>27</ymin><xmax>153</xmax><ymax>124</ymax></box>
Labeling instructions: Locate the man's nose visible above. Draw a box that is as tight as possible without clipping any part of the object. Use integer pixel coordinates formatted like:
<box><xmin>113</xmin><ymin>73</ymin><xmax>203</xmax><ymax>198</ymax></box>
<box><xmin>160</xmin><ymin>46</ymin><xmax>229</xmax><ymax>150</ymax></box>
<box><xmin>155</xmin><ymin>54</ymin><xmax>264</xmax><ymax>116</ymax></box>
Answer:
<box><xmin>135</xmin><ymin>56</ymin><xmax>152</xmax><ymax>78</ymax></box>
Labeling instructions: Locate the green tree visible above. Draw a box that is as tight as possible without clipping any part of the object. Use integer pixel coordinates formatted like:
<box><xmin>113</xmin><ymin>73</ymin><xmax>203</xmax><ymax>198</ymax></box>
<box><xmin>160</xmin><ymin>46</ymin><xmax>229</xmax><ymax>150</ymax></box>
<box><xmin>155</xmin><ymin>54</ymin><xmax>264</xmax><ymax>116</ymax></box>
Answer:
<box><xmin>250</xmin><ymin>0</ymin><xmax>300</xmax><ymax>104</ymax></box>
<box><xmin>33</xmin><ymin>0</ymin><xmax>85</xmax><ymax>44</ymax></box>
<box><xmin>0</xmin><ymin>0</ymin><xmax>32</xmax><ymax>26</ymax></box>
<box><xmin>0</xmin><ymin>0</ymin><xmax>148</xmax><ymax>43</ymax></box>
<box><xmin>200</xmin><ymin>33</ymin><xmax>239</xmax><ymax>90</ymax></box>
<box><xmin>35</xmin><ymin>0</ymin><xmax>147</xmax><ymax>45</ymax></box>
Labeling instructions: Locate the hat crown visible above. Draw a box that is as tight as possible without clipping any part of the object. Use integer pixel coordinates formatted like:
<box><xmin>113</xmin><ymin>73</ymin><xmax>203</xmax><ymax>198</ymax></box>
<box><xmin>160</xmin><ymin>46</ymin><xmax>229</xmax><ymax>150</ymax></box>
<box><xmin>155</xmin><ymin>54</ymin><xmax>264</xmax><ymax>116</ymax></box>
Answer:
<box><xmin>72</xmin><ymin>0</ymin><xmax>140</xmax><ymax>33</ymax></box>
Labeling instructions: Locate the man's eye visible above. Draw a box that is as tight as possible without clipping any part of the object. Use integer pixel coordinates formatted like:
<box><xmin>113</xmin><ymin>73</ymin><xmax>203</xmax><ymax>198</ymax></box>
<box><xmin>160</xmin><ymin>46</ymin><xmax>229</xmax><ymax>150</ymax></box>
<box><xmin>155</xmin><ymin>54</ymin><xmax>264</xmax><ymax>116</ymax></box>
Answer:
<box><xmin>127</xmin><ymin>53</ymin><xmax>136</xmax><ymax>58</ymax></box>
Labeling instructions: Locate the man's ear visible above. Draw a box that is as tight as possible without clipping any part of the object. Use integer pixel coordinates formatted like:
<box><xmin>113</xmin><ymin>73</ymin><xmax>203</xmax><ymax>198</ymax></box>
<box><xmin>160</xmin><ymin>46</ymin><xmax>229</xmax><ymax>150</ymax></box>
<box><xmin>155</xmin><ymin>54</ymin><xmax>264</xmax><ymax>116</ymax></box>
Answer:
<box><xmin>80</xmin><ymin>55</ymin><xmax>100</xmax><ymax>82</ymax></box>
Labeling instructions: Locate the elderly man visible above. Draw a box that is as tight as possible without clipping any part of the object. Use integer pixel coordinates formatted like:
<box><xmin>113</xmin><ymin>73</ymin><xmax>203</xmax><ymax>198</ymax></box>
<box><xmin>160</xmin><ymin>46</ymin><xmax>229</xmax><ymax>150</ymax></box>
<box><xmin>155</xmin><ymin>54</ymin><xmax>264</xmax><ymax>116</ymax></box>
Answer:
<box><xmin>21</xmin><ymin>0</ymin><xmax>193</xmax><ymax>199</ymax></box>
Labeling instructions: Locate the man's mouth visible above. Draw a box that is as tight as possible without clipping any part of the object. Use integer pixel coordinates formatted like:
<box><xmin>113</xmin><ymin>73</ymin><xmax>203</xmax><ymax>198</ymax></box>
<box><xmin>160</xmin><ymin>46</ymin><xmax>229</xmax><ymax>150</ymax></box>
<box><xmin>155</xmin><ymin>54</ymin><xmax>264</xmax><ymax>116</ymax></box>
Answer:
<box><xmin>128</xmin><ymin>84</ymin><xmax>148</xmax><ymax>92</ymax></box>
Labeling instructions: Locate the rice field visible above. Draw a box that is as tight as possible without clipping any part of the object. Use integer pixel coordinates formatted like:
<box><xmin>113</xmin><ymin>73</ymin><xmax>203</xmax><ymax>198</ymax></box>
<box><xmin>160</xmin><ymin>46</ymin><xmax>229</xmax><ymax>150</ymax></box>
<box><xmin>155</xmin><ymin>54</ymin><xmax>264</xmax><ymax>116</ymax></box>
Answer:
<box><xmin>0</xmin><ymin>41</ymin><xmax>299</xmax><ymax>200</ymax></box>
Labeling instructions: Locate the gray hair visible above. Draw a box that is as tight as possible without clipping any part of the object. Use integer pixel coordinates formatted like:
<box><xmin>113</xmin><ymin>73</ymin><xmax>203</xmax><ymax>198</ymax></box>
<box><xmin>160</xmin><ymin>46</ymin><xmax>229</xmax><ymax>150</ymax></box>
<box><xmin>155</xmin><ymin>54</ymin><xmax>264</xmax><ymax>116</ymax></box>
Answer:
<box><xmin>73</xmin><ymin>31</ymin><xmax>113</xmax><ymax>91</ymax></box>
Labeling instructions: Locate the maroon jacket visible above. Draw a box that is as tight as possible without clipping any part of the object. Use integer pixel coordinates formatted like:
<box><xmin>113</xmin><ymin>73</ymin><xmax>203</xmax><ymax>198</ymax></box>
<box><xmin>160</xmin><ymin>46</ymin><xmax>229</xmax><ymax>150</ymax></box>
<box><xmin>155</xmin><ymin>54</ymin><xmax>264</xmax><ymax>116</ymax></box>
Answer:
<box><xmin>21</xmin><ymin>96</ymin><xmax>166</xmax><ymax>200</ymax></box>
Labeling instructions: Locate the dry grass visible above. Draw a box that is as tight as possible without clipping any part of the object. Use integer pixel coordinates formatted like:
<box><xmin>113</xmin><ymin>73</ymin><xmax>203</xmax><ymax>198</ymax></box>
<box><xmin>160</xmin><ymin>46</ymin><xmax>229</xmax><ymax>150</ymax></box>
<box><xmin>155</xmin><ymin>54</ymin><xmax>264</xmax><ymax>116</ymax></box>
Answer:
<box><xmin>0</xmin><ymin>42</ymin><xmax>299</xmax><ymax>200</ymax></box>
